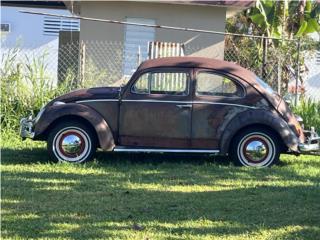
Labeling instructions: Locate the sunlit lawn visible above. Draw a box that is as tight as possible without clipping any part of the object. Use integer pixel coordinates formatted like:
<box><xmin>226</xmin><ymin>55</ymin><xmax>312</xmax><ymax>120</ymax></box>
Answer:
<box><xmin>1</xmin><ymin>131</ymin><xmax>320</xmax><ymax>240</ymax></box>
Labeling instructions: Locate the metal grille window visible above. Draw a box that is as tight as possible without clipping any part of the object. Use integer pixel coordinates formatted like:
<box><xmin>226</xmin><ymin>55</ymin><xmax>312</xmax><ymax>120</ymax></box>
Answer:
<box><xmin>1</xmin><ymin>23</ymin><xmax>10</xmax><ymax>33</ymax></box>
<box><xmin>43</xmin><ymin>16</ymin><xmax>79</xmax><ymax>36</ymax></box>
<box><xmin>123</xmin><ymin>17</ymin><xmax>155</xmax><ymax>75</ymax></box>
<box><xmin>132</xmin><ymin>71</ymin><xmax>189</xmax><ymax>95</ymax></box>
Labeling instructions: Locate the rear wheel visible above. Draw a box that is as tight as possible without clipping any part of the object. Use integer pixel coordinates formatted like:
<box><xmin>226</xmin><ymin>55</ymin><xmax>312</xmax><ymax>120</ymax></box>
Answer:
<box><xmin>47</xmin><ymin>121</ymin><xmax>97</xmax><ymax>163</ymax></box>
<box><xmin>229</xmin><ymin>127</ymin><xmax>280</xmax><ymax>167</ymax></box>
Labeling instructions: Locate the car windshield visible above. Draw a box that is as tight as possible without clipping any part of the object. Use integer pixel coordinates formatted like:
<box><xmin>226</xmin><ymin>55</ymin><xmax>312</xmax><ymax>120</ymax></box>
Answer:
<box><xmin>256</xmin><ymin>76</ymin><xmax>275</xmax><ymax>95</ymax></box>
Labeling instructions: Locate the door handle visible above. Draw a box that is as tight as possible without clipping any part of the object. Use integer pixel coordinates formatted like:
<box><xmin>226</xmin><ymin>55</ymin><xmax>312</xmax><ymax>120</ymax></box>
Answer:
<box><xmin>176</xmin><ymin>104</ymin><xmax>192</xmax><ymax>109</ymax></box>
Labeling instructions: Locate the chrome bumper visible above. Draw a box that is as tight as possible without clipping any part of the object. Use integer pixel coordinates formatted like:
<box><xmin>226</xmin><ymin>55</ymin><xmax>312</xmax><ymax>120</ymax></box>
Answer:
<box><xmin>299</xmin><ymin>127</ymin><xmax>320</xmax><ymax>153</ymax></box>
<box><xmin>20</xmin><ymin>116</ymin><xmax>35</xmax><ymax>139</ymax></box>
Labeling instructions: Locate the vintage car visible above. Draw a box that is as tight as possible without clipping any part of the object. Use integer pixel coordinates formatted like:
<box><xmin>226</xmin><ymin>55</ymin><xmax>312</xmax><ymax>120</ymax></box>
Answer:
<box><xmin>20</xmin><ymin>57</ymin><xmax>319</xmax><ymax>167</ymax></box>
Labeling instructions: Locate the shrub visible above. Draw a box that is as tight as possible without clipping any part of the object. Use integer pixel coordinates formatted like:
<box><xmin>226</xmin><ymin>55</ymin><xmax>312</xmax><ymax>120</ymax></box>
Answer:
<box><xmin>292</xmin><ymin>98</ymin><xmax>320</xmax><ymax>132</ymax></box>
<box><xmin>0</xmin><ymin>48</ymin><xmax>75</xmax><ymax>131</ymax></box>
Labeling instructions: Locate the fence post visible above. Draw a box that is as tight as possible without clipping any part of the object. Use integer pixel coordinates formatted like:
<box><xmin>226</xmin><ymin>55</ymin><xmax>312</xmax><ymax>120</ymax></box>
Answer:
<box><xmin>79</xmin><ymin>41</ymin><xmax>86</xmax><ymax>87</ymax></box>
<box><xmin>277</xmin><ymin>57</ymin><xmax>282</xmax><ymax>95</ymax></box>
<box><xmin>295</xmin><ymin>38</ymin><xmax>301</xmax><ymax>106</ymax></box>
<box><xmin>262</xmin><ymin>36</ymin><xmax>268</xmax><ymax>79</ymax></box>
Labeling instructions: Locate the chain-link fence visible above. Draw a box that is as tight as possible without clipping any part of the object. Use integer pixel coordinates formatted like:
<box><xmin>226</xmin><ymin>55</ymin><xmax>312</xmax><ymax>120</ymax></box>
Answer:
<box><xmin>1</xmin><ymin>34</ymin><xmax>319</xmax><ymax>101</ymax></box>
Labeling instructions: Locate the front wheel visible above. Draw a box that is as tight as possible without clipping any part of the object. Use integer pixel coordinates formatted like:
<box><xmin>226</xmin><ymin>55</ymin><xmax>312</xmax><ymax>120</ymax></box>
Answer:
<box><xmin>47</xmin><ymin>121</ymin><xmax>97</xmax><ymax>163</ymax></box>
<box><xmin>229</xmin><ymin>127</ymin><xmax>280</xmax><ymax>167</ymax></box>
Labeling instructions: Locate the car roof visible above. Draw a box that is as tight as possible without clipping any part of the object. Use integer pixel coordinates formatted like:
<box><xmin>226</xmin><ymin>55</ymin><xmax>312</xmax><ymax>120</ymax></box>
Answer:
<box><xmin>138</xmin><ymin>56</ymin><xmax>257</xmax><ymax>84</ymax></box>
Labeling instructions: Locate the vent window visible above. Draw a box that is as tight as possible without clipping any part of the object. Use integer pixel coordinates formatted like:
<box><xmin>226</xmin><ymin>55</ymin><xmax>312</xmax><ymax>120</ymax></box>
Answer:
<box><xmin>43</xmin><ymin>16</ymin><xmax>79</xmax><ymax>36</ymax></box>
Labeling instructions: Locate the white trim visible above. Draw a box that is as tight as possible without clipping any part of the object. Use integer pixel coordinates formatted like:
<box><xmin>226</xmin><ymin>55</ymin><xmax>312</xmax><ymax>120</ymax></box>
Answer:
<box><xmin>122</xmin><ymin>99</ymin><xmax>183</xmax><ymax>104</ymax></box>
<box><xmin>192</xmin><ymin>101</ymin><xmax>257</xmax><ymax>109</ymax></box>
<box><xmin>113</xmin><ymin>147</ymin><xmax>219</xmax><ymax>154</ymax></box>
<box><xmin>122</xmin><ymin>99</ymin><xmax>257</xmax><ymax>109</ymax></box>
<box><xmin>76</xmin><ymin>99</ymin><xmax>119</xmax><ymax>103</ymax></box>
<box><xmin>75</xmin><ymin>98</ymin><xmax>257</xmax><ymax>109</ymax></box>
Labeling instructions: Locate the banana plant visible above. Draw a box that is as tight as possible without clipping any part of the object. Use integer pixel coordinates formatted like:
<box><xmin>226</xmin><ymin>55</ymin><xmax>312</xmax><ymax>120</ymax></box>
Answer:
<box><xmin>295</xmin><ymin>0</ymin><xmax>320</xmax><ymax>36</ymax></box>
<box><xmin>249</xmin><ymin>0</ymin><xmax>288</xmax><ymax>38</ymax></box>
<box><xmin>249</xmin><ymin>0</ymin><xmax>319</xmax><ymax>38</ymax></box>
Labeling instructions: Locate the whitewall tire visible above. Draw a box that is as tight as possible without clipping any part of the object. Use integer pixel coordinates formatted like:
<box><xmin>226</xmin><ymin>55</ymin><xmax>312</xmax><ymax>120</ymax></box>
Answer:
<box><xmin>47</xmin><ymin>121</ymin><xmax>97</xmax><ymax>163</ymax></box>
<box><xmin>230</xmin><ymin>128</ymin><xmax>280</xmax><ymax>167</ymax></box>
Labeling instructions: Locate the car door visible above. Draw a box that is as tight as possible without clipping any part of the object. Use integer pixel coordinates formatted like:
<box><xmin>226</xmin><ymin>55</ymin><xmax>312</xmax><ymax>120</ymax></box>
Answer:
<box><xmin>191</xmin><ymin>69</ymin><xmax>246</xmax><ymax>149</ymax></box>
<box><xmin>119</xmin><ymin>68</ymin><xmax>192</xmax><ymax>148</ymax></box>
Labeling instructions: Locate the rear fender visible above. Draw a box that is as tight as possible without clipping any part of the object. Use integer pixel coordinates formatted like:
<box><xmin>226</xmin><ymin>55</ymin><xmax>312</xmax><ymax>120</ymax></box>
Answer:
<box><xmin>220</xmin><ymin>109</ymin><xmax>299</xmax><ymax>154</ymax></box>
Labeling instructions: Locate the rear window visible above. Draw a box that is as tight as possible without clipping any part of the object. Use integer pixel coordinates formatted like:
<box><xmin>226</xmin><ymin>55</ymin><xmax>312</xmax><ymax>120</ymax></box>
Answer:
<box><xmin>196</xmin><ymin>72</ymin><xmax>244</xmax><ymax>97</ymax></box>
<box><xmin>256</xmin><ymin>77</ymin><xmax>275</xmax><ymax>95</ymax></box>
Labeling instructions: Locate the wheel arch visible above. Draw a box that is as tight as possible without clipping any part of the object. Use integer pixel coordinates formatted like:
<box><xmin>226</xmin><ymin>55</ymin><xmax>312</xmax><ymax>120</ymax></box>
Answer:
<box><xmin>40</xmin><ymin>115</ymin><xmax>98</xmax><ymax>144</ymax></box>
<box><xmin>227</xmin><ymin>123</ymin><xmax>286</xmax><ymax>153</ymax></box>
<box><xmin>34</xmin><ymin>103</ymin><xmax>115</xmax><ymax>151</ymax></box>
<box><xmin>219</xmin><ymin>109</ymin><xmax>299</xmax><ymax>155</ymax></box>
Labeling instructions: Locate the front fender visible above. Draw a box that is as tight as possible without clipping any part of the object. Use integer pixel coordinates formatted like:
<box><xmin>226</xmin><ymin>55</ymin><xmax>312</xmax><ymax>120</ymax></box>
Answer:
<box><xmin>34</xmin><ymin>103</ymin><xmax>115</xmax><ymax>151</ymax></box>
<box><xmin>219</xmin><ymin>109</ymin><xmax>299</xmax><ymax>154</ymax></box>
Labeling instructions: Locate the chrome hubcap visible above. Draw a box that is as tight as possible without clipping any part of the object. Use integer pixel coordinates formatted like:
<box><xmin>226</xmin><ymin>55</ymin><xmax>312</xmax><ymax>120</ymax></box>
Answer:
<box><xmin>244</xmin><ymin>140</ymin><xmax>268</xmax><ymax>162</ymax></box>
<box><xmin>61</xmin><ymin>134</ymin><xmax>83</xmax><ymax>155</ymax></box>
<box><xmin>53</xmin><ymin>127</ymin><xmax>91</xmax><ymax>162</ymax></box>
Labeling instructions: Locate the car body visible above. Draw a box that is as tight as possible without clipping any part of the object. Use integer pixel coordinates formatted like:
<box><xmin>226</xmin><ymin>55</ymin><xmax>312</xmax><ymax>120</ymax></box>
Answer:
<box><xmin>20</xmin><ymin>57</ymin><xmax>320</xmax><ymax>166</ymax></box>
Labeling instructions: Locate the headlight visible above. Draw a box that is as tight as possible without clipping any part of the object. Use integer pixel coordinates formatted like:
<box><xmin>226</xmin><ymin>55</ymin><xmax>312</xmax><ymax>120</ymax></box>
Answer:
<box><xmin>295</xmin><ymin>115</ymin><xmax>303</xmax><ymax>123</ymax></box>
<box><xmin>53</xmin><ymin>101</ymin><xmax>65</xmax><ymax>106</ymax></box>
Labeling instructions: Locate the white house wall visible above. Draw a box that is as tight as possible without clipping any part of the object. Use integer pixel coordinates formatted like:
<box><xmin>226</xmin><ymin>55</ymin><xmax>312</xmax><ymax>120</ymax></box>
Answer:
<box><xmin>79</xmin><ymin>1</ymin><xmax>226</xmax><ymax>59</ymax></box>
<box><xmin>1</xmin><ymin>6</ymin><xmax>78</xmax><ymax>85</ymax></box>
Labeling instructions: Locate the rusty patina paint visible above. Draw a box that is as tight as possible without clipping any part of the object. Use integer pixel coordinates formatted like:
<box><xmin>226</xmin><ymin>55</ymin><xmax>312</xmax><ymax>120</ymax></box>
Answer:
<box><xmin>35</xmin><ymin>103</ymin><xmax>115</xmax><ymax>151</ymax></box>
<box><xmin>32</xmin><ymin>56</ymin><xmax>303</xmax><ymax>154</ymax></box>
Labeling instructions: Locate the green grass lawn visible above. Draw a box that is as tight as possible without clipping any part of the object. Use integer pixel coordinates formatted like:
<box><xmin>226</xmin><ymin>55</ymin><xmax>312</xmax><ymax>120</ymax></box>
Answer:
<box><xmin>1</xmin><ymin>131</ymin><xmax>320</xmax><ymax>240</ymax></box>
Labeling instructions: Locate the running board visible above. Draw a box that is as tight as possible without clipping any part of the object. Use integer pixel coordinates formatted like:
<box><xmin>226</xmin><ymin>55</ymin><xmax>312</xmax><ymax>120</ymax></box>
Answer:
<box><xmin>113</xmin><ymin>147</ymin><xmax>219</xmax><ymax>154</ymax></box>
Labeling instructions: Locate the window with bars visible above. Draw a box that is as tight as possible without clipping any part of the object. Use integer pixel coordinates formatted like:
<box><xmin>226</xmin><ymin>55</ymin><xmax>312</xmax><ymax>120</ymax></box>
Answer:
<box><xmin>43</xmin><ymin>16</ymin><xmax>79</xmax><ymax>36</ymax></box>
<box><xmin>1</xmin><ymin>23</ymin><xmax>10</xmax><ymax>33</ymax></box>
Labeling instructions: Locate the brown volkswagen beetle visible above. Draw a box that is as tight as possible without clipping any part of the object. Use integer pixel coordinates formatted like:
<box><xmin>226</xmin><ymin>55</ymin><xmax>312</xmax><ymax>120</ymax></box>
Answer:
<box><xmin>20</xmin><ymin>57</ymin><xmax>319</xmax><ymax>167</ymax></box>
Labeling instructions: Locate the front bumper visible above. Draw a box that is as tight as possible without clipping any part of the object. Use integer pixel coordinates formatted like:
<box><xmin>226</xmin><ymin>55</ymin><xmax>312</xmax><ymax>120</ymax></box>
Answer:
<box><xmin>299</xmin><ymin>127</ymin><xmax>320</xmax><ymax>153</ymax></box>
<box><xmin>20</xmin><ymin>116</ymin><xmax>35</xmax><ymax>139</ymax></box>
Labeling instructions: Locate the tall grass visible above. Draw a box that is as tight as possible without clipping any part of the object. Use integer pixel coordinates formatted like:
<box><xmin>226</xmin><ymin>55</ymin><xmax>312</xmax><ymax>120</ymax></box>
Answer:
<box><xmin>292</xmin><ymin>98</ymin><xmax>320</xmax><ymax>132</ymax></box>
<box><xmin>0</xmin><ymin>47</ymin><xmax>75</xmax><ymax>131</ymax></box>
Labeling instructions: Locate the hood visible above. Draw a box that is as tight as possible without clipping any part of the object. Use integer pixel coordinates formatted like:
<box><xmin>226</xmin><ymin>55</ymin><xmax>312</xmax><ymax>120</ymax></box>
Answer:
<box><xmin>52</xmin><ymin>87</ymin><xmax>120</xmax><ymax>103</ymax></box>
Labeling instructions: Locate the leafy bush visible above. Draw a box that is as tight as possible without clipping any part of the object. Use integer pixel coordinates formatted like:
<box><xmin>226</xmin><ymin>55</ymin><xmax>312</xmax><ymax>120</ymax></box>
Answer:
<box><xmin>292</xmin><ymin>98</ymin><xmax>320</xmax><ymax>132</ymax></box>
<box><xmin>0</xmin><ymin>48</ymin><xmax>77</xmax><ymax>131</ymax></box>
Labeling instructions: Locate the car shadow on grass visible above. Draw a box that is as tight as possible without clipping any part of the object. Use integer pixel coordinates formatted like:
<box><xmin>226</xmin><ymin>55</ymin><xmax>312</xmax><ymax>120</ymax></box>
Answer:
<box><xmin>2</xmin><ymin>145</ymin><xmax>320</xmax><ymax>239</ymax></box>
<box><xmin>1</xmin><ymin>147</ymin><xmax>232</xmax><ymax>166</ymax></box>
<box><xmin>1</xmin><ymin>167</ymin><xmax>320</xmax><ymax>239</ymax></box>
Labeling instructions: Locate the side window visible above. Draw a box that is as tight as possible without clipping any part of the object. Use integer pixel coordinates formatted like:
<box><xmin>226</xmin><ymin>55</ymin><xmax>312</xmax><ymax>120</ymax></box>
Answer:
<box><xmin>196</xmin><ymin>72</ymin><xmax>244</xmax><ymax>97</ymax></box>
<box><xmin>132</xmin><ymin>71</ymin><xmax>189</xmax><ymax>95</ymax></box>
